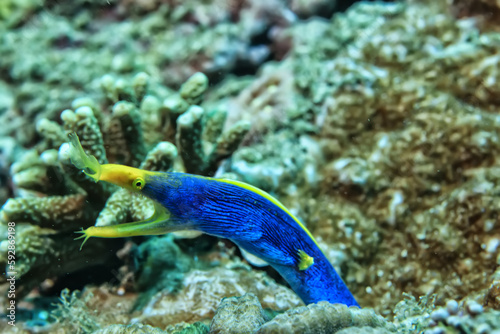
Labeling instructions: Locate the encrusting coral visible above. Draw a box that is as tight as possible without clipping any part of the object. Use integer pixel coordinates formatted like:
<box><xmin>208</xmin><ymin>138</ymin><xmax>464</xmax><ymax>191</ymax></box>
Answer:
<box><xmin>256</xmin><ymin>302</ymin><xmax>395</xmax><ymax>334</ymax></box>
<box><xmin>209</xmin><ymin>293</ymin><xmax>270</xmax><ymax>334</ymax></box>
<box><xmin>39</xmin><ymin>256</ymin><xmax>301</xmax><ymax>333</ymax></box>
<box><xmin>425</xmin><ymin>298</ymin><xmax>500</xmax><ymax>333</ymax></box>
<box><xmin>212</xmin><ymin>0</ymin><xmax>500</xmax><ymax>314</ymax></box>
<box><xmin>130</xmin><ymin>259</ymin><xmax>302</xmax><ymax>328</ymax></box>
<box><xmin>93</xmin><ymin>323</ymin><xmax>170</xmax><ymax>334</ymax></box>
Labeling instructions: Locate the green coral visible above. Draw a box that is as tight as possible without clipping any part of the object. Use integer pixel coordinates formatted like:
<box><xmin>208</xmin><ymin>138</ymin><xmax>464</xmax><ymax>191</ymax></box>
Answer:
<box><xmin>209</xmin><ymin>293</ymin><xmax>270</xmax><ymax>334</ymax></box>
<box><xmin>165</xmin><ymin>322</ymin><xmax>209</xmax><ymax>334</ymax></box>
<box><xmin>256</xmin><ymin>302</ymin><xmax>395</xmax><ymax>334</ymax></box>
<box><xmin>133</xmin><ymin>235</ymin><xmax>193</xmax><ymax>309</ymax></box>
<box><xmin>393</xmin><ymin>293</ymin><xmax>437</xmax><ymax>333</ymax></box>
<box><xmin>51</xmin><ymin>289</ymin><xmax>100</xmax><ymax>334</ymax></box>
<box><xmin>0</xmin><ymin>71</ymin><xmax>248</xmax><ymax>301</ymax></box>
<box><xmin>0</xmin><ymin>0</ymin><xmax>42</xmax><ymax>28</ymax></box>
<box><xmin>94</xmin><ymin>324</ymin><xmax>168</xmax><ymax>334</ymax></box>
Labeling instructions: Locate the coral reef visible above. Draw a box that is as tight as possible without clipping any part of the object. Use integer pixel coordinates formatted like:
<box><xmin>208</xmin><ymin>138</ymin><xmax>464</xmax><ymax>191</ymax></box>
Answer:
<box><xmin>217</xmin><ymin>0</ymin><xmax>500</xmax><ymax>314</ymax></box>
<box><xmin>30</xmin><ymin>259</ymin><xmax>299</xmax><ymax>333</ymax></box>
<box><xmin>0</xmin><ymin>0</ymin><xmax>307</xmax><ymax>148</ymax></box>
<box><xmin>392</xmin><ymin>293</ymin><xmax>438</xmax><ymax>332</ymax></box>
<box><xmin>0</xmin><ymin>71</ymin><xmax>248</xmax><ymax>299</ymax></box>
<box><xmin>209</xmin><ymin>293</ymin><xmax>269</xmax><ymax>334</ymax></box>
<box><xmin>256</xmin><ymin>302</ymin><xmax>395</xmax><ymax>334</ymax></box>
<box><xmin>426</xmin><ymin>299</ymin><xmax>500</xmax><ymax>333</ymax></box>
<box><xmin>132</xmin><ymin>235</ymin><xmax>193</xmax><ymax>309</ymax></box>
<box><xmin>51</xmin><ymin>289</ymin><xmax>100</xmax><ymax>334</ymax></box>
<box><xmin>94</xmin><ymin>323</ymin><xmax>168</xmax><ymax>334</ymax></box>
<box><xmin>2</xmin><ymin>0</ymin><xmax>500</xmax><ymax>333</ymax></box>
<box><xmin>131</xmin><ymin>259</ymin><xmax>302</xmax><ymax>328</ymax></box>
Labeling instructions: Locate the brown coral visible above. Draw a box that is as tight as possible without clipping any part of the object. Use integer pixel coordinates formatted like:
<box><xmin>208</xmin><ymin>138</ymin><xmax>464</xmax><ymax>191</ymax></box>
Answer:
<box><xmin>209</xmin><ymin>293</ymin><xmax>269</xmax><ymax>334</ymax></box>
<box><xmin>256</xmin><ymin>302</ymin><xmax>395</xmax><ymax>334</ymax></box>
<box><xmin>0</xmin><ymin>71</ymin><xmax>248</xmax><ymax>300</ymax></box>
<box><xmin>131</xmin><ymin>261</ymin><xmax>302</xmax><ymax>328</ymax></box>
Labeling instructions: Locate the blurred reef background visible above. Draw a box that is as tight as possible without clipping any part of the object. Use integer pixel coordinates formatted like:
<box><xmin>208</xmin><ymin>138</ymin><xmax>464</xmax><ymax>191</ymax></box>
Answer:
<box><xmin>1</xmin><ymin>0</ymin><xmax>500</xmax><ymax>333</ymax></box>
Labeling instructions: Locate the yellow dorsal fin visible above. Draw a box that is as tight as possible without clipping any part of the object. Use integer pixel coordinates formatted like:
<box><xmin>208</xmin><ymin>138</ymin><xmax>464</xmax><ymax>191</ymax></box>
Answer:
<box><xmin>298</xmin><ymin>250</ymin><xmax>314</xmax><ymax>270</ymax></box>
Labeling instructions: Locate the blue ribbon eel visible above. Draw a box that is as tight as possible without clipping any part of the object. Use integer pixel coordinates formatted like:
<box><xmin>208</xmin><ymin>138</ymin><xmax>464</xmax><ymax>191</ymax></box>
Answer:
<box><xmin>68</xmin><ymin>133</ymin><xmax>359</xmax><ymax>307</ymax></box>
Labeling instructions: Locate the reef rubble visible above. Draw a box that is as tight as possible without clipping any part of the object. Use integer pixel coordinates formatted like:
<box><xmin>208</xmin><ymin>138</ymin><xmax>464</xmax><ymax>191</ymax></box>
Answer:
<box><xmin>0</xmin><ymin>0</ymin><xmax>499</xmax><ymax>333</ymax></box>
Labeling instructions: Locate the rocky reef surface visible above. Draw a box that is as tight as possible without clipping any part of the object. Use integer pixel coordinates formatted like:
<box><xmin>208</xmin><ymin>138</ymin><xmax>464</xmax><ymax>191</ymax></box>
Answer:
<box><xmin>1</xmin><ymin>0</ymin><xmax>500</xmax><ymax>333</ymax></box>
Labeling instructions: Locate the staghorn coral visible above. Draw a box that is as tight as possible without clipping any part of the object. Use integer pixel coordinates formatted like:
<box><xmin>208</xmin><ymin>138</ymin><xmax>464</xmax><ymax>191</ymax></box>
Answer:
<box><xmin>256</xmin><ymin>302</ymin><xmax>395</xmax><ymax>334</ymax></box>
<box><xmin>0</xmin><ymin>71</ymin><xmax>248</xmax><ymax>299</ymax></box>
<box><xmin>176</xmin><ymin>105</ymin><xmax>250</xmax><ymax>176</ymax></box>
<box><xmin>0</xmin><ymin>0</ymin><xmax>304</xmax><ymax>150</ymax></box>
<box><xmin>0</xmin><ymin>133</ymin><xmax>117</xmax><ymax>297</ymax></box>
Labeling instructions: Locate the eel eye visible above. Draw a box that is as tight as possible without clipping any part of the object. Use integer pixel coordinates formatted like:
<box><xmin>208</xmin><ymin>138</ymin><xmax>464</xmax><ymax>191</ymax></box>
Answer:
<box><xmin>133</xmin><ymin>177</ymin><xmax>145</xmax><ymax>190</ymax></box>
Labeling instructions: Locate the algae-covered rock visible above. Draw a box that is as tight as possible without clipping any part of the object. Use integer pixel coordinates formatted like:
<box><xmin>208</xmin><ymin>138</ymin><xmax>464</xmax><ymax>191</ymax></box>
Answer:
<box><xmin>209</xmin><ymin>293</ymin><xmax>269</xmax><ymax>334</ymax></box>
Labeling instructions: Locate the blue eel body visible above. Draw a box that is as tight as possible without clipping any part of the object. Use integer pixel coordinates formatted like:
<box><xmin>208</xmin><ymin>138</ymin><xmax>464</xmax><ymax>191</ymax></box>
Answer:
<box><xmin>139</xmin><ymin>172</ymin><xmax>359</xmax><ymax>306</ymax></box>
<box><xmin>69</xmin><ymin>130</ymin><xmax>358</xmax><ymax>307</ymax></box>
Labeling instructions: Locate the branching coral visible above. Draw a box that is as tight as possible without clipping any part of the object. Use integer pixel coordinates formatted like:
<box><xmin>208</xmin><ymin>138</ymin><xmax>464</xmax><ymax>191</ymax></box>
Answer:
<box><xmin>0</xmin><ymin>0</ymin><xmax>303</xmax><ymax>151</ymax></box>
<box><xmin>0</xmin><ymin>71</ymin><xmax>248</xmax><ymax>298</ymax></box>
